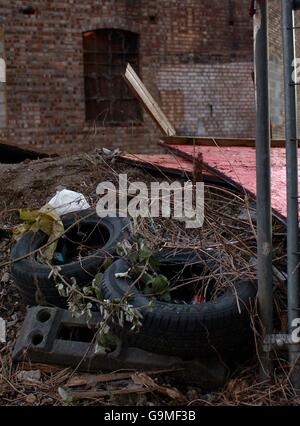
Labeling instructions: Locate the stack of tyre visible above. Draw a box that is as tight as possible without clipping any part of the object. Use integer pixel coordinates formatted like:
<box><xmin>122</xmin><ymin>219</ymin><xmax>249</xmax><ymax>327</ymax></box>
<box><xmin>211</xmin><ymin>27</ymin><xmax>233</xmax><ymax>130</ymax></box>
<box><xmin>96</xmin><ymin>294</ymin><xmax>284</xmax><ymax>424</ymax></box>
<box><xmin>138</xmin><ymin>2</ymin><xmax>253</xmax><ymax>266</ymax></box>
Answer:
<box><xmin>11</xmin><ymin>209</ymin><xmax>257</xmax><ymax>362</ymax></box>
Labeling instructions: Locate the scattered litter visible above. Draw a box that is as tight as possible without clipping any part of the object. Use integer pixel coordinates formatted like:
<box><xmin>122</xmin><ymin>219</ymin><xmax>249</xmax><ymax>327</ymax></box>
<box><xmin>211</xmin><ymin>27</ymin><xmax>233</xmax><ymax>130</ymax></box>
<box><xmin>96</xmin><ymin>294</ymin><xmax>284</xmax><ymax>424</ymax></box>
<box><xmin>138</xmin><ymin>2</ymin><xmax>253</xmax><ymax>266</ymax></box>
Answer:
<box><xmin>192</xmin><ymin>294</ymin><xmax>205</xmax><ymax>304</ymax></box>
<box><xmin>1</xmin><ymin>272</ymin><xmax>10</xmax><ymax>283</ymax></box>
<box><xmin>148</xmin><ymin>223</ymin><xmax>158</xmax><ymax>232</ymax></box>
<box><xmin>53</xmin><ymin>251</ymin><xmax>65</xmax><ymax>264</ymax></box>
<box><xmin>115</xmin><ymin>269</ymin><xmax>131</xmax><ymax>279</ymax></box>
<box><xmin>13</xmin><ymin>205</ymin><xmax>64</xmax><ymax>261</ymax></box>
<box><xmin>66</xmin><ymin>369</ymin><xmax>176</xmax><ymax>388</ymax></box>
<box><xmin>132</xmin><ymin>372</ymin><xmax>187</xmax><ymax>403</ymax></box>
<box><xmin>59</xmin><ymin>370</ymin><xmax>187</xmax><ymax>403</ymax></box>
<box><xmin>0</xmin><ymin>318</ymin><xmax>6</xmax><ymax>343</ymax></box>
<box><xmin>58</xmin><ymin>386</ymin><xmax>73</xmax><ymax>403</ymax></box>
<box><xmin>101</xmin><ymin>147</ymin><xmax>121</xmax><ymax>160</ymax></box>
<box><xmin>7</xmin><ymin>313</ymin><xmax>18</xmax><ymax>328</ymax></box>
<box><xmin>58</xmin><ymin>384</ymin><xmax>148</xmax><ymax>402</ymax></box>
<box><xmin>25</xmin><ymin>394</ymin><xmax>37</xmax><ymax>404</ymax></box>
<box><xmin>16</xmin><ymin>370</ymin><xmax>41</xmax><ymax>383</ymax></box>
<box><xmin>48</xmin><ymin>189</ymin><xmax>90</xmax><ymax>216</ymax></box>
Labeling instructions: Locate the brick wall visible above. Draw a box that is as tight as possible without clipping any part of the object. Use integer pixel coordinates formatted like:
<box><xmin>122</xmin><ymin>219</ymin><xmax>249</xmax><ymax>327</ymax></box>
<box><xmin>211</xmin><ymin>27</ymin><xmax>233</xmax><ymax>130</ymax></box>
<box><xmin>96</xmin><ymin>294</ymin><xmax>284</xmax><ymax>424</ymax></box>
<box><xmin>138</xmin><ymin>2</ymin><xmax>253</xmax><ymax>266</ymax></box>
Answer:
<box><xmin>268</xmin><ymin>0</ymin><xmax>300</xmax><ymax>140</ymax></box>
<box><xmin>158</xmin><ymin>62</ymin><xmax>255</xmax><ymax>137</ymax></box>
<box><xmin>0</xmin><ymin>0</ymin><xmax>254</xmax><ymax>155</ymax></box>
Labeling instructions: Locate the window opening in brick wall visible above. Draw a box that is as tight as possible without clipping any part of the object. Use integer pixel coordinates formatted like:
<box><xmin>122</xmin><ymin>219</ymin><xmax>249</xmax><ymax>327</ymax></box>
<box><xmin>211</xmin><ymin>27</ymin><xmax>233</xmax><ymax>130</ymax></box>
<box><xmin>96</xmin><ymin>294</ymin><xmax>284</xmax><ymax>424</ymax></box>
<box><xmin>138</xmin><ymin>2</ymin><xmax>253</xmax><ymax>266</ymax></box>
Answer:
<box><xmin>83</xmin><ymin>28</ymin><xmax>142</xmax><ymax>126</ymax></box>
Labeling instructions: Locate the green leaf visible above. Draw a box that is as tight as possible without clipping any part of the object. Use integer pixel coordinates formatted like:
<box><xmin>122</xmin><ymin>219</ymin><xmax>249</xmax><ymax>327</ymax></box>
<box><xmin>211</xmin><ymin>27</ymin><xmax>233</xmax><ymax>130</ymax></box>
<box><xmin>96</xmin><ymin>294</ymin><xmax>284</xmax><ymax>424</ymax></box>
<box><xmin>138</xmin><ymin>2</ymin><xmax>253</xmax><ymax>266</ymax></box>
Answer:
<box><xmin>148</xmin><ymin>255</ymin><xmax>160</xmax><ymax>272</ymax></box>
<box><xmin>83</xmin><ymin>286</ymin><xmax>93</xmax><ymax>296</ymax></box>
<box><xmin>102</xmin><ymin>257</ymin><xmax>113</xmax><ymax>270</ymax></box>
<box><xmin>151</xmin><ymin>274</ymin><xmax>169</xmax><ymax>295</ymax></box>
<box><xmin>93</xmin><ymin>272</ymin><xmax>103</xmax><ymax>288</ymax></box>
<box><xmin>142</xmin><ymin>271</ymin><xmax>153</xmax><ymax>285</ymax></box>
<box><xmin>161</xmin><ymin>292</ymin><xmax>172</xmax><ymax>302</ymax></box>
<box><xmin>139</xmin><ymin>245</ymin><xmax>152</xmax><ymax>260</ymax></box>
<box><xmin>92</xmin><ymin>272</ymin><xmax>103</xmax><ymax>300</ymax></box>
<box><xmin>96</xmin><ymin>331</ymin><xmax>118</xmax><ymax>353</ymax></box>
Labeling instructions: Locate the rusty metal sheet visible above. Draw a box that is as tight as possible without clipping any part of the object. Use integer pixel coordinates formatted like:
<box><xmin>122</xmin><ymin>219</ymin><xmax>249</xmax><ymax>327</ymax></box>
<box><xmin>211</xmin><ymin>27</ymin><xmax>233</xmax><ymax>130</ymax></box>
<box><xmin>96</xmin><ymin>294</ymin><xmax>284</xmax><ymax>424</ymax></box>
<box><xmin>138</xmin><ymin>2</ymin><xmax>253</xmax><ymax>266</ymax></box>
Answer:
<box><xmin>120</xmin><ymin>153</ymin><xmax>244</xmax><ymax>190</ymax></box>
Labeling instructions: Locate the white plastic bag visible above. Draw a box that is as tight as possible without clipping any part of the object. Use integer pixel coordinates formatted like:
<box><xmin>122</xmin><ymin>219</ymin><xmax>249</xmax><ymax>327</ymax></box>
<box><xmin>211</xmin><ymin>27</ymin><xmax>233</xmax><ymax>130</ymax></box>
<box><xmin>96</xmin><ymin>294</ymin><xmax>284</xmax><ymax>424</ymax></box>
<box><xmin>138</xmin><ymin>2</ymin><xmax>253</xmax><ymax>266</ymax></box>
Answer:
<box><xmin>48</xmin><ymin>189</ymin><xmax>90</xmax><ymax>216</ymax></box>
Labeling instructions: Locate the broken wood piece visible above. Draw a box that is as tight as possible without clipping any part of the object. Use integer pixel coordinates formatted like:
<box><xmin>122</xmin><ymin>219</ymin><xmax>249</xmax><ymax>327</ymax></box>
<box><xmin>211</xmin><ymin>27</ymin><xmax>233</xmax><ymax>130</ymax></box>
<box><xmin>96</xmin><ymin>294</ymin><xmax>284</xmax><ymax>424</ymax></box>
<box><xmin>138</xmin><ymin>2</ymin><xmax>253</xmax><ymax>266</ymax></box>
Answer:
<box><xmin>66</xmin><ymin>368</ymin><xmax>179</xmax><ymax>388</ymax></box>
<box><xmin>63</xmin><ymin>372</ymin><xmax>187</xmax><ymax>402</ymax></box>
<box><xmin>132</xmin><ymin>372</ymin><xmax>187</xmax><ymax>403</ymax></box>
<box><xmin>64</xmin><ymin>386</ymin><xmax>150</xmax><ymax>401</ymax></box>
<box><xmin>193</xmin><ymin>152</ymin><xmax>203</xmax><ymax>183</ymax></box>
<box><xmin>124</xmin><ymin>63</ymin><xmax>176</xmax><ymax>136</ymax></box>
<box><xmin>16</xmin><ymin>362</ymin><xmax>68</xmax><ymax>374</ymax></box>
<box><xmin>67</xmin><ymin>371</ymin><xmax>135</xmax><ymax>388</ymax></box>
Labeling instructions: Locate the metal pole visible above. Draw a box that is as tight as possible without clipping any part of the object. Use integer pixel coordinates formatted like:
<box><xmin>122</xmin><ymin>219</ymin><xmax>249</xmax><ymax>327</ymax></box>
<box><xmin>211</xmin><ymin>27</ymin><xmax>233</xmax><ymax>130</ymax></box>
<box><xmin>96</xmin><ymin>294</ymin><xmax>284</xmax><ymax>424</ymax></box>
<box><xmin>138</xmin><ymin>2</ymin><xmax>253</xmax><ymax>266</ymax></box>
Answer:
<box><xmin>254</xmin><ymin>0</ymin><xmax>273</xmax><ymax>380</ymax></box>
<box><xmin>281</xmin><ymin>0</ymin><xmax>300</xmax><ymax>390</ymax></box>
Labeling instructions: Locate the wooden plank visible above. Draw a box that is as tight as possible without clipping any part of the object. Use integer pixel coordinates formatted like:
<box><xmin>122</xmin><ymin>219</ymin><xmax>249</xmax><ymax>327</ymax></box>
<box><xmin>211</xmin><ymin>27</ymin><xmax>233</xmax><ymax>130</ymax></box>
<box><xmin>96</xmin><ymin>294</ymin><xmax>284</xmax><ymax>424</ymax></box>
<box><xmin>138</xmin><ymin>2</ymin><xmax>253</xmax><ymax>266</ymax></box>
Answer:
<box><xmin>66</xmin><ymin>386</ymin><xmax>150</xmax><ymax>401</ymax></box>
<box><xmin>161</xmin><ymin>136</ymin><xmax>286</xmax><ymax>148</ymax></box>
<box><xmin>124</xmin><ymin>63</ymin><xmax>176</xmax><ymax>136</ymax></box>
<box><xmin>67</xmin><ymin>368</ymin><xmax>178</xmax><ymax>388</ymax></box>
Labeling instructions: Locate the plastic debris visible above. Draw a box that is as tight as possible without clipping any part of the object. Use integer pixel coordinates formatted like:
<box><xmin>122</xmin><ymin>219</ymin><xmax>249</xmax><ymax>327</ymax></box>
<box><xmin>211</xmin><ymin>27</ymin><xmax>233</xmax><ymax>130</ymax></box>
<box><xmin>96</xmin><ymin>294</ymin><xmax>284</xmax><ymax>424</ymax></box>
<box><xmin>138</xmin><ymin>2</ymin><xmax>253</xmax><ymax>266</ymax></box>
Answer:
<box><xmin>192</xmin><ymin>294</ymin><xmax>205</xmax><ymax>304</ymax></box>
<box><xmin>53</xmin><ymin>251</ymin><xmax>65</xmax><ymax>264</ymax></box>
<box><xmin>14</xmin><ymin>205</ymin><xmax>64</xmax><ymax>261</ymax></box>
<box><xmin>0</xmin><ymin>318</ymin><xmax>6</xmax><ymax>343</ymax></box>
<box><xmin>16</xmin><ymin>370</ymin><xmax>41</xmax><ymax>382</ymax></box>
<box><xmin>48</xmin><ymin>189</ymin><xmax>90</xmax><ymax>216</ymax></box>
<box><xmin>1</xmin><ymin>272</ymin><xmax>10</xmax><ymax>283</ymax></box>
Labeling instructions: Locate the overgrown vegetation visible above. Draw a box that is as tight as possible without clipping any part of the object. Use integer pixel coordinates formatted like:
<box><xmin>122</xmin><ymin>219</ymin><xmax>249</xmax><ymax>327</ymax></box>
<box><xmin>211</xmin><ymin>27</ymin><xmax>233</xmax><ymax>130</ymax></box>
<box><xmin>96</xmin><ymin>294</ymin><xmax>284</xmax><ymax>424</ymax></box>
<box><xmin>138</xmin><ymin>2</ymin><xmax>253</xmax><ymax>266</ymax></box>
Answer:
<box><xmin>50</xmin><ymin>234</ymin><xmax>174</xmax><ymax>353</ymax></box>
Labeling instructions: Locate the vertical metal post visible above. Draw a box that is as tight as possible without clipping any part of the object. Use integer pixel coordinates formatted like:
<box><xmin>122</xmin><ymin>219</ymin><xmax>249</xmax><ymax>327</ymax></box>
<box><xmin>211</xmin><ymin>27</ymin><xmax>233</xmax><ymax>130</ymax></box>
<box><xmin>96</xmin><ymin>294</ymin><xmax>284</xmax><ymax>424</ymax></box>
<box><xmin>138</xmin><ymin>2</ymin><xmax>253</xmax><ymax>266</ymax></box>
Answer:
<box><xmin>282</xmin><ymin>0</ymin><xmax>300</xmax><ymax>389</ymax></box>
<box><xmin>254</xmin><ymin>0</ymin><xmax>273</xmax><ymax>379</ymax></box>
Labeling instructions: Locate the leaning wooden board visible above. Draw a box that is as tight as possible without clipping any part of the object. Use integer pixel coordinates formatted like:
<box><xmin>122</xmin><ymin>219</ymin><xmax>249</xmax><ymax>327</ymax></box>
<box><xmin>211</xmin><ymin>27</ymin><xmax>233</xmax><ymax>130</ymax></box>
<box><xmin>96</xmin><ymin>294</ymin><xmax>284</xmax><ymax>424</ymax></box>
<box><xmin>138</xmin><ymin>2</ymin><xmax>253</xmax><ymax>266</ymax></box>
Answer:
<box><xmin>124</xmin><ymin>64</ymin><xmax>176</xmax><ymax>137</ymax></box>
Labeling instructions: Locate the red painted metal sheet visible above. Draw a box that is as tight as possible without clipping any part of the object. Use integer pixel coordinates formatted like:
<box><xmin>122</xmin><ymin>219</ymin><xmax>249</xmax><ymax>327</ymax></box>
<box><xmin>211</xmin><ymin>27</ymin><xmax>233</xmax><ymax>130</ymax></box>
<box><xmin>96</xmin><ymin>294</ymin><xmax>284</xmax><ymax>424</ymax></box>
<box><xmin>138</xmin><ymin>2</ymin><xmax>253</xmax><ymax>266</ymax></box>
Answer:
<box><xmin>165</xmin><ymin>144</ymin><xmax>290</xmax><ymax>221</ymax></box>
<box><xmin>121</xmin><ymin>153</ymin><xmax>195</xmax><ymax>174</ymax></box>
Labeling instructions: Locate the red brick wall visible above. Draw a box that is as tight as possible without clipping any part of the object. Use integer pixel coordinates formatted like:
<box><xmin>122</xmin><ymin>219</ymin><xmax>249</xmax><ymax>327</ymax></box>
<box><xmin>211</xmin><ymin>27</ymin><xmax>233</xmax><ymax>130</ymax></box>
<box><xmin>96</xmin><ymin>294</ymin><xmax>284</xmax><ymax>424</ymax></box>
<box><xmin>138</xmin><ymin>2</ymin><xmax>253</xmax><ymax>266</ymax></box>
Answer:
<box><xmin>0</xmin><ymin>0</ymin><xmax>254</xmax><ymax>155</ymax></box>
